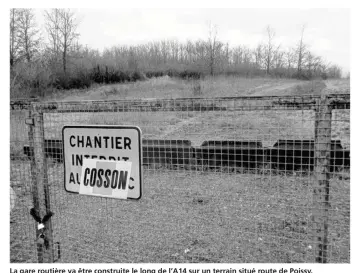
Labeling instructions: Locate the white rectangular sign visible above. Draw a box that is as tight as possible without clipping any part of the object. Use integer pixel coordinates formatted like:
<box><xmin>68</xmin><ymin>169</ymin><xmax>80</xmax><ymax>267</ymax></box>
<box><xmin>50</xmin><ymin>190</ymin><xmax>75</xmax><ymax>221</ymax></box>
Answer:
<box><xmin>62</xmin><ymin>125</ymin><xmax>142</xmax><ymax>200</ymax></box>
<box><xmin>79</xmin><ymin>159</ymin><xmax>132</xmax><ymax>199</ymax></box>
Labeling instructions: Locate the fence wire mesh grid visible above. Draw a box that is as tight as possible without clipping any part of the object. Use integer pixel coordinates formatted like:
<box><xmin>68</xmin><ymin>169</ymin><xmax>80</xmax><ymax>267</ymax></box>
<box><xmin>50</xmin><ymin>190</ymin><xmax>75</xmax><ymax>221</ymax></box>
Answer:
<box><xmin>10</xmin><ymin>95</ymin><xmax>350</xmax><ymax>263</ymax></box>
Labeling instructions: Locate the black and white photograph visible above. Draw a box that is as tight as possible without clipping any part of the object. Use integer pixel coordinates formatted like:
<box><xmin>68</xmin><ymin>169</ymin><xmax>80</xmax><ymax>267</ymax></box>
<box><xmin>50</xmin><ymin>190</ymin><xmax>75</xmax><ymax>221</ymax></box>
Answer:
<box><xmin>9</xmin><ymin>7</ymin><xmax>351</xmax><ymax>265</ymax></box>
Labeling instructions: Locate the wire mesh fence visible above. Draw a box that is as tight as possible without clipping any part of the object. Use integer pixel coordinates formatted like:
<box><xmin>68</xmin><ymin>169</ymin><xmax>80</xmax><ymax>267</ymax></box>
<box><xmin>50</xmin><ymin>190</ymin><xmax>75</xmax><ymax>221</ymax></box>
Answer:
<box><xmin>10</xmin><ymin>94</ymin><xmax>350</xmax><ymax>263</ymax></box>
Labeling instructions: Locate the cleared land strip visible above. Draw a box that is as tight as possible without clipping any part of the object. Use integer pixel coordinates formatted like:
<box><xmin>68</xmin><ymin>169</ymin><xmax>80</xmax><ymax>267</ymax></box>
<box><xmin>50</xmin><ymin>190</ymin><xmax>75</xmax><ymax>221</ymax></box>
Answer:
<box><xmin>160</xmin><ymin>116</ymin><xmax>200</xmax><ymax>139</ymax></box>
<box><xmin>11</xmin><ymin>94</ymin><xmax>349</xmax><ymax>113</ymax></box>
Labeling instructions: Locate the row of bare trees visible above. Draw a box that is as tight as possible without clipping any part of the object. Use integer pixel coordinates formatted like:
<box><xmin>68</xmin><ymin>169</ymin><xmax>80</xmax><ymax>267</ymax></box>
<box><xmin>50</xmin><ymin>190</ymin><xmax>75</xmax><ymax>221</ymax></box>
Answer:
<box><xmin>10</xmin><ymin>8</ymin><xmax>41</xmax><ymax>65</ymax></box>
<box><xmin>10</xmin><ymin>8</ymin><xmax>82</xmax><ymax>97</ymax></box>
<box><xmin>81</xmin><ymin>24</ymin><xmax>341</xmax><ymax>79</ymax></box>
<box><xmin>10</xmin><ymin>8</ymin><xmax>79</xmax><ymax>73</ymax></box>
<box><xmin>10</xmin><ymin>9</ymin><xmax>343</xmax><ymax>98</ymax></box>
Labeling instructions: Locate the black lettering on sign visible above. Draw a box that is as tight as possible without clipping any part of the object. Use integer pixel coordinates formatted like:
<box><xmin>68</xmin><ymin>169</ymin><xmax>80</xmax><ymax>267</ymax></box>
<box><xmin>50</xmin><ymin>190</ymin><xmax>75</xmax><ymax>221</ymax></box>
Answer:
<box><xmin>83</xmin><ymin>168</ymin><xmax>90</xmax><ymax>186</ymax></box>
<box><xmin>116</xmin><ymin>137</ymin><xmax>122</xmax><ymax>149</ymax></box>
<box><xmin>86</xmin><ymin>137</ymin><xmax>92</xmax><ymax>148</ymax></box>
<box><xmin>69</xmin><ymin>135</ymin><xmax>132</xmax><ymax>149</ymax></box>
<box><xmin>94</xmin><ymin>136</ymin><xmax>101</xmax><ymax>148</ymax></box>
<box><xmin>79</xmin><ymin>167</ymin><xmax>130</xmax><ymax>191</ymax></box>
<box><xmin>76</xmin><ymin>173</ymin><xmax>81</xmax><ymax>184</ymax></box>
<box><xmin>111</xmin><ymin>170</ymin><xmax>119</xmax><ymax>189</ymax></box>
<box><xmin>97</xmin><ymin>169</ymin><xmax>104</xmax><ymax>187</ymax></box>
<box><xmin>77</xmin><ymin>135</ymin><xmax>84</xmax><ymax>147</ymax></box>
<box><xmin>70</xmin><ymin>135</ymin><xmax>76</xmax><ymax>147</ymax></box>
<box><xmin>118</xmin><ymin>171</ymin><xmax>128</xmax><ymax>190</ymax></box>
<box><xmin>103</xmin><ymin>136</ymin><xmax>109</xmax><ymax>148</ymax></box>
<box><xmin>72</xmin><ymin>154</ymin><xmax>131</xmax><ymax>166</ymax></box>
<box><xmin>90</xmin><ymin>169</ymin><xmax>96</xmax><ymax>187</ymax></box>
<box><xmin>124</xmin><ymin>137</ymin><xmax>131</xmax><ymax>150</ymax></box>
<box><xmin>104</xmin><ymin>169</ymin><xmax>111</xmax><ymax>188</ymax></box>
<box><xmin>129</xmin><ymin>177</ymin><xmax>134</xmax><ymax>189</ymax></box>
<box><xmin>76</xmin><ymin>154</ymin><xmax>83</xmax><ymax>166</ymax></box>
<box><xmin>69</xmin><ymin>172</ymin><xmax>76</xmax><ymax>184</ymax></box>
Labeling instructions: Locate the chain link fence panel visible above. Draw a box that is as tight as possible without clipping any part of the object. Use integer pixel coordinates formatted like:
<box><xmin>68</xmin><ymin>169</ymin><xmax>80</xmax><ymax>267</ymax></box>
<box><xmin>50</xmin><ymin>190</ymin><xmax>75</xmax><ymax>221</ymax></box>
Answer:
<box><xmin>10</xmin><ymin>94</ymin><xmax>350</xmax><ymax>263</ymax></box>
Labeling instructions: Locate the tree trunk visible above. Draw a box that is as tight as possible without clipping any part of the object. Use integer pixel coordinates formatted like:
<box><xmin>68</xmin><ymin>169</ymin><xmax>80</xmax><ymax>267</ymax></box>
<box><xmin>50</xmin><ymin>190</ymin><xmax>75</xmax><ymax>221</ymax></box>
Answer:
<box><xmin>63</xmin><ymin>48</ymin><xmax>67</xmax><ymax>74</ymax></box>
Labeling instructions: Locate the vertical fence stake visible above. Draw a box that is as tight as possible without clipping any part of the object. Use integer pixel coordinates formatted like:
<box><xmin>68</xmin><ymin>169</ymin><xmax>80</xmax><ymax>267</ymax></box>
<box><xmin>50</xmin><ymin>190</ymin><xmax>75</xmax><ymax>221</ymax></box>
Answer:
<box><xmin>313</xmin><ymin>95</ymin><xmax>332</xmax><ymax>263</ymax></box>
<box><xmin>28</xmin><ymin>107</ymin><xmax>54</xmax><ymax>263</ymax></box>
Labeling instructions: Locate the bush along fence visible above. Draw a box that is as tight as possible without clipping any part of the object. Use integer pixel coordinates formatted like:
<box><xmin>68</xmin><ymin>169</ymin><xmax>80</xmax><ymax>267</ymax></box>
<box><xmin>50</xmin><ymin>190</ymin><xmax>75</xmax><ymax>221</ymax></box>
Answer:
<box><xmin>10</xmin><ymin>94</ymin><xmax>350</xmax><ymax>263</ymax></box>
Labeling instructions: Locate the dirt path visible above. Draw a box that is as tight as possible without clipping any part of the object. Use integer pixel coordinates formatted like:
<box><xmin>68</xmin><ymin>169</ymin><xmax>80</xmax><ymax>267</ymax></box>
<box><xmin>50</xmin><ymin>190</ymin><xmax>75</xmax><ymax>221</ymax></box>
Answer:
<box><xmin>244</xmin><ymin>82</ymin><xmax>301</xmax><ymax>96</ymax></box>
<box><xmin>160</xmin><ymin>116</ymin><xmax>200</xmax><ymax>139</ymax></box>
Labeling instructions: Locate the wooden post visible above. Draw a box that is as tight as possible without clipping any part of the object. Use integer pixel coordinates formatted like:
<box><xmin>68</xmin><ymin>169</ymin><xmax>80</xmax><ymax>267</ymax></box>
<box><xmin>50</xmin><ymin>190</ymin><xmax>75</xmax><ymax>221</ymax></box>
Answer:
<box><xmin>27</xmin><ymin>109</ymin><xmax>54</xmax><ymax>263</ymax></box>
<box><xmin>313</xmin><ymin>95</ymin><xmax>332</xmax><ymax>263</ymax></box>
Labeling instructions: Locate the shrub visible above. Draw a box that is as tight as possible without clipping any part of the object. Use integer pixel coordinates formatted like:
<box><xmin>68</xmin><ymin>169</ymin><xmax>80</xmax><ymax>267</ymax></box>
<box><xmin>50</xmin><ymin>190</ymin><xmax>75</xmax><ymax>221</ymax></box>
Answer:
<box><xmin>192</xmin><ymin>80</ymin><xmax>202</xmax><ymax>96</ymax></box>
<box><xmin>166</xmin><ymin>69</ymin><xmax>180</xmax><ymax>78</ymax></box>
<box><xmin>179</xmin><ymin>70</ymin><xmax>202</xmax><ymax>80</ymax></box>
<box><xmin>130</xmin><ymin>71</ymin><xmax>147</xmax><ymax>82</ymax></box>
<box><xmin>145</xmin><ymin>71</ymin><xmax>164</xmax><ymax>78</ymax></box>
<box><xmin>55</xmin><ymin>74</ymin><xmax>70</xmax><ymax>89</ymax></box>
<box><xmin>321</xmin><ymin>72</ymin><xmax>328</xmax><ymax>80</ymax></box>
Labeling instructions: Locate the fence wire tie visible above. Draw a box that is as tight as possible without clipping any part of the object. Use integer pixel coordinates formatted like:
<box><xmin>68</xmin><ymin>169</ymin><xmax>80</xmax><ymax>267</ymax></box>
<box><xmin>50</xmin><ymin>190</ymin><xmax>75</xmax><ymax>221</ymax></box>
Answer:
<box><xmin>30</xmin><ymin>208</ymin><xmax>53</xmax><ymax>249</ymax></box>
<box><xmin>30</xmin><ymin>208</ymin><xmax>53</xmax><ymax>224</ymax></box>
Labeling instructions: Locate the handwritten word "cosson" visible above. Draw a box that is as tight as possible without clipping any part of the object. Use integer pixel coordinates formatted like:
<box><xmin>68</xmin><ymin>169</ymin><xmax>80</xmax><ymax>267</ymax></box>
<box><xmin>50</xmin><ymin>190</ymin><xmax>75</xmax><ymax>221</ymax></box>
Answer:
<box><xmin>83</xmin><ymin>168</ymin><xmax>129</xmax><ymax>189</ymax></box>
<box><xmin>70</xmin><ymin>135</ymin><xmax>132</xmax><ymax>150</ymax></box>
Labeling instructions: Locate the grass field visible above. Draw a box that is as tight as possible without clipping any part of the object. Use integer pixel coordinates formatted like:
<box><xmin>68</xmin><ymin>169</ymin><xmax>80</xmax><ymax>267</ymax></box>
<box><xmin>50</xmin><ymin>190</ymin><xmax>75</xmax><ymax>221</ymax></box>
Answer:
<box><xmin>43</xmin><ymin>76</ymin><xmax>350</xmax><ymax>102</ymax></box>
<box><xmin>10</xmin><ymin>162</ymin><xmax>350</xmax><ymax>263</ymax></box>
<box><xmin>10</xmin><ymin>76</ymin><xmax>350</xmax><ymax>263</ymax></box>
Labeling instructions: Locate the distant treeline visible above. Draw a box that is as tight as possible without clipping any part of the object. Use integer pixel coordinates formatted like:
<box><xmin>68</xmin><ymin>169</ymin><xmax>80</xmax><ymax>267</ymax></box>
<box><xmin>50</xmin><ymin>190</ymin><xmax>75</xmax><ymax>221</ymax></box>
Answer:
<box><xmin>90</xmin><ymin>66</ymin><xmax>202</xmax><ymax>85</ymax></box>
<box><xmin>13</xmin><ymin>65</ymin><xmax>205</xmax><ymax>95</ymax></box>
<box><xmin>10</xmin><ymin>8</ymin><xmax>344</xmax><ymax>98</ymax></box>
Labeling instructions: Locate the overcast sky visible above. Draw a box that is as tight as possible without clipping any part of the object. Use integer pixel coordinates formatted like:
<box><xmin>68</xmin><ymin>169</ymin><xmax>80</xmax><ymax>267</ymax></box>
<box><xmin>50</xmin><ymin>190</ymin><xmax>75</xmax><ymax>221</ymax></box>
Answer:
<box><xmin>34</xmin><ymin>8</ymin><xmax>350</xmax><ymax>74</ymax></box>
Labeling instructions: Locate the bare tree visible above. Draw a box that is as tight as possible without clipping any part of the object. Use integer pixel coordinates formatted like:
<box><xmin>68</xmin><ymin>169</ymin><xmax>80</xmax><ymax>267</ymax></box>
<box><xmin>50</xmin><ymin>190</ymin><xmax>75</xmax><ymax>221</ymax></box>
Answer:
<box><xmin>17</xmin><ymin>9</ymin><xmax>41</xmax><ymax>62</ymax></box>
<box><xmin>206</xmin><ymin>22</ymin><xmax>219</xmax><ymax>76</ymax></box>
<box><xmin>312</xmin><ymin>55</ymin><xmax>323</xmax><ymax>75</ymax></box>
<box><xmin>327</xmin><ymin>64</ymin><xmax>342</xmax><ymax>79</ymax></box>
<box><xmin>264</xmin><ymin>25</ymin><xmax>276</xmax><ymax>75</ymax></box>
<box><xmin>305</xmin><ymin>51</ymin><xmax>314</xmax><ymax>78</ymax></box>
<box><xmin>44</xmin><ymin>9</ymin><xmax>61</xmax><ymax>58</ymax></box>
<box><xmin>273</xmin><ymin>49</ymin><xmax>285</xmax><ymax>76</ymax></box>
<box><xmin>232</xmin><ymin>46</ymin><xmax>244</xmax><ymax>65</ymax></box>
<box><xmin>296</xmin><ymin>25</ymin><xmax>307</xmax><ymax>77</ymax></box>
<box><xmin>222</xmin><ymin>42</ymin><xmax>230</xmax><ymax>73</ymax></box>
<box><xmin>169</xmin><ymin>39</ymin><xmax>179</xmax><ymax>63</ymax></box>
<box><xmin>160</xmin><ymin>40</ymin><xmax>169</xmax><ymax>64</ymax></box>
<box><xmin>10</xmin><ymin>8</ymin><xmax>21</xmax><ymax>66</ymax></box>
<box><xmin>242</xmin><ymin>47</ymin><xmax>252</xmax><ymax>65</ymax></box>
<box><xmin>44</xmin><ymin>9</ymin><xmax>79</xmax><ymax>74</ymax></box>
<box><xmin>285</xmin><ymin>49</ymin><xmax>295</xmax><ymax>77</ymax></box>
<box><xmin>185</xmin><ymin>40</ymin><xmax>194</xmax><ymax>64</ymax></box>
<box><xmin>253</xmin><ymin>43</ymin><xmax>264</xmax><ymax>71</ymax></box>
<box><xmin>128</xmin><ymin>46</ymin><xmax>138</xmax><ymax>71</ymax></box>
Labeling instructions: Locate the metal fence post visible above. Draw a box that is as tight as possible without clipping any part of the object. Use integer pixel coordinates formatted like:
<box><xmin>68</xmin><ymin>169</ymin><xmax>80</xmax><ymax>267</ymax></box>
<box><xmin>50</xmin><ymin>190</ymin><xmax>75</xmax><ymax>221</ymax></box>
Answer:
<box><xmin>313</xmin><ymin>95</ymin><xmax>332</xmax><ymax>263</ymax></box>
<box><xmin>27</xmin><ymin>106</ymin><xmax>54</xmax><ymax>263</ymax></box>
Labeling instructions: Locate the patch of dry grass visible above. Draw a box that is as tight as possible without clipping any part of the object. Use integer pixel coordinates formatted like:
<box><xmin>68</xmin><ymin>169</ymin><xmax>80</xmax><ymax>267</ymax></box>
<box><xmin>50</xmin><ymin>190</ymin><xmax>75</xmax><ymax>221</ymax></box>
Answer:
<box><xmin>10</xmin><ymin>104</ymin><xmax>349</xmax><ymax>155</ymax></box>
<box><xmin>38</xmin><ymin>111</ymin><xmax>191</xmax><ymax>140</ymax></box>
<box><xmin>161</xmin><ymin>110</ymin><xmax>317</xmax><ymax>147</ymax></box>
<box><xmin>18</xmin><ymin>76</ymin><xmax>350</xmax><ymax>104</ymax></box>
<box><xmin>47</xmin><ymin>76</ymin><xmax>320</xmax><ymax>102</ymax></box>
<box><xmin>323</xmin><ymin>79</ymin><xmax>350</xmax><ymax>94</ymax></box>
<box><xmin>10</xmin><ymin>161</ymin><xmax>350</xmax><ymax>263</ymax></box>
<box><xmin>9</xmin><ymin>109</ymin><xmax>350</xmax><ymax>263</ymax></box>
